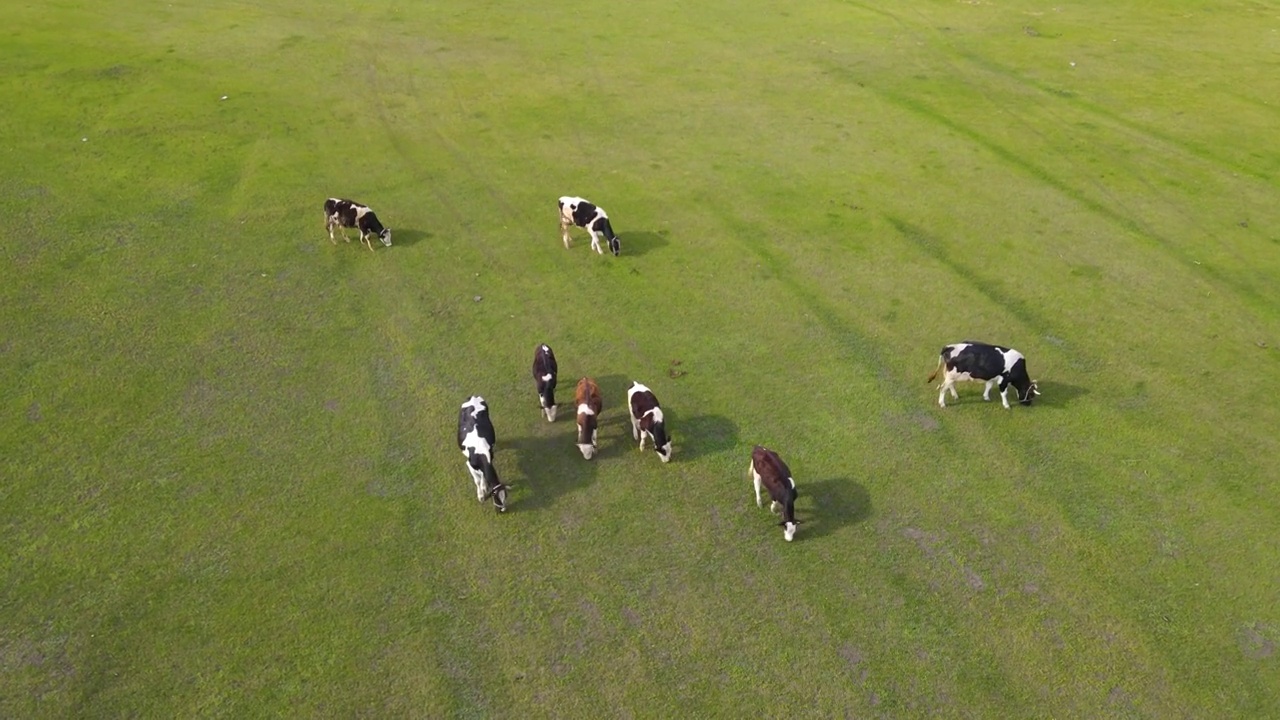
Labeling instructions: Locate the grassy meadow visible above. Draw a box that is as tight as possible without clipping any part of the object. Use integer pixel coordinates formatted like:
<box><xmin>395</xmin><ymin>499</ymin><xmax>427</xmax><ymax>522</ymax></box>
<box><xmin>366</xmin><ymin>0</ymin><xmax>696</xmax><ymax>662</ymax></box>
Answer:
<box><xmin>3</xmin><ymin>0</ymin><xmax>1279</xmax><ymax>716</ymax></box>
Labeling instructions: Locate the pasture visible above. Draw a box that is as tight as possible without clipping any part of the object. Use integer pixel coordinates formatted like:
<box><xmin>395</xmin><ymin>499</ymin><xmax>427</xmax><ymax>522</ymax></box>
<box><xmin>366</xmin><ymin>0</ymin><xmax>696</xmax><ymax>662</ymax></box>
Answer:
<box><xmin>3</xmin><ymin>0</ymin><xmax>1279</xmax><ymax>716</ymax></box>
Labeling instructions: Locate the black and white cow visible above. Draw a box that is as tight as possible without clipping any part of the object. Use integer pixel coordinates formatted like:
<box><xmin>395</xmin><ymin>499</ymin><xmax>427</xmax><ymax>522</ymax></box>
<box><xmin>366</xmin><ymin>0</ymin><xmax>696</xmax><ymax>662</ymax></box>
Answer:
<box><xmin>749</xmin><ymin>446</ymin><xmax>799</xmax><ymax>542</ymax></box>
<box><xmin>627</xmin><ymin>381</ymin><xmax>671</xmax><ymax>463</ymax></box>
<box><xmin>558</xmin><ymin>196</ymin><xmax>620</xmax><ymax>256</ymax></box>
<box><xmin>324</xmin><ymin>198</ymin><xmax>392</xmax><ymax>251</ymax></box>
<box><xmin>532</xmin><ymin>344</ymin><xmax>558</xmax><ymax>422</ymax></box>
<box><xmin>926</xmin><ymin>341</ymin><xmax>1040</xmax><ymax>409</ymax></box>
<box><xmin>575</xmin><ymin>377</ymin><xmax>603</xmax><ymax>460</ymax></box>
<box><xmin>456</xmin><ymin>396</ymin><xmax>509</xmax><ymax>512</ymax></box>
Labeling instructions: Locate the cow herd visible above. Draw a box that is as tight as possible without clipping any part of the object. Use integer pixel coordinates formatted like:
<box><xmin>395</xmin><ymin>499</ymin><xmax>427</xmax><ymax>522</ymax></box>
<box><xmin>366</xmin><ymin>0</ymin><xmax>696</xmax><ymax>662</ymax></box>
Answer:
<box><xmin>322</xmin><ymin>195</ymin><xmax>1042</xmax><ymax>541</ymax></box>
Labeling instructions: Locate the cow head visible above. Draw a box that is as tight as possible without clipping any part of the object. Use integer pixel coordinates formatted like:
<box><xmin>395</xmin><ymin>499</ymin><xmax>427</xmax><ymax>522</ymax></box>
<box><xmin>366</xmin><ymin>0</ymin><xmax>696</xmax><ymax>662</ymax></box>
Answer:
<box><xmin>608</xmin><ymin>236</ymin><xmax>621</xmax><ymax>256</ymax></box>
<box><xmin>654</xmin><ymin>427</ymin><xmax>672</xmax><ymax>463</ymax></box>
<box><xmin>378</xmin><ymin>228</ymin><xmax>392</xmax><ymax>247</ymax></box>
<box><xmin>779</xmin><ymin>519</ymin><xmax>798</xmax><ymax>542</ymax></box>
<box><xmin>1018</xmin><ymin>380</ymin><xmax>1041</xmax><ymax>406</ymax></box>
<box><xmin>488</xmin><ymin>481</ymin><xmax>509</xmax><ymax>509</ymax></box>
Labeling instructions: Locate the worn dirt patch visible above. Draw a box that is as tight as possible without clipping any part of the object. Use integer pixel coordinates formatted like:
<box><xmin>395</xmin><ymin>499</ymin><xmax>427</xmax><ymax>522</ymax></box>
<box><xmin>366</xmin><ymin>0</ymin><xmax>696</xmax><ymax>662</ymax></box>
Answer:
<box><xmin>621</xmin><ymin>607</ymin><xmax>642</xmax><ymax>628</ymax></box>
<box><xmin>838</xmin><ymin>643</ymin><xmax>869</xmax><ymax>684</ymax></box>
<box><xmin>1239</xmin><ymin>623</ymin><xmax>1275</xmax><ymax>660</ymax></box>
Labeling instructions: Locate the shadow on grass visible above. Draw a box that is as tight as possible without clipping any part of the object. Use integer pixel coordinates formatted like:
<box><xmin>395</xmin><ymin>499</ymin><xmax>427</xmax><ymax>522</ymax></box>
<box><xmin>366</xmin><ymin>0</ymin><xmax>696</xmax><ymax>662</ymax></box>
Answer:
<box><xmin>618</xmin><ymin>230</ymin><xmax>669</xmax><ymax>258</ymax></box>
<box><xmin>392</xmin><ymin>228</ymin><xmax>432</xmax><ymax>247</ymax></box>
<box><xmin>672</xmin><ymin>414</ymin><xmax>740</xmax><ymax>462</ymax></box>
<box><xmin>503</xmin><ymin>435</ymin><xmax>598</xmax><ymax>512</ymax></box>
<box><xmin>1033</xmin><ymin>379</ymin><xmax>1089</xmax><ymax>408</ymax></box>
<box><xmin>799</xmin><ymin>478</ymin><xmax>872</xmax><ymax>541</ymax></box>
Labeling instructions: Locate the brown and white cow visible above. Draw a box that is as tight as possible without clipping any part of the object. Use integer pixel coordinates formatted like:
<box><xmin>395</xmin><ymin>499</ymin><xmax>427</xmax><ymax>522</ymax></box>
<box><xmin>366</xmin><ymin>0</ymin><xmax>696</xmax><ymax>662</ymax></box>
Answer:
<box><xmin>749</xmin><ymin>445</ymin><xmax>799</xmax><ymax>542</ymax></box>
<box><xmin>532</xmin><ymin>344</ymin><xmax>558</xmax><ymax>422</ymax></box>
<box><xmin>324</xmin><ymin>198</ymin><xmax>391</xmax><ymax>251</ymax></box>
<box><xmin>574</xmin><ymin>377</ymin><xmax>603</xmax><ymax>460</ymax></box>
<box><xmin>627</xmin><ymin>382</ymin><xmax>671</xmax><ymax>462</ymax></box>
<box><xmin>926</xmin><ymin>341</ymin><xmax>1040</xmax><ymax>409</ymax></box>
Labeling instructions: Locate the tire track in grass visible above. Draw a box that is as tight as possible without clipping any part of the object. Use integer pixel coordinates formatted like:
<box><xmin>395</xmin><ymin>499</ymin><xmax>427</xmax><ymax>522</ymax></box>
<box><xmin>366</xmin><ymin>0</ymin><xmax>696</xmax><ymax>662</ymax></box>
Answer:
<box><xmin>874</xmin><ymin>0</ymin><xmax>1276</xmax><ymax>186</ymax></box>
<box><xmin>858</xmin><ymin>81</ymin><xmax>1274</xmax><ymax>315</ymax></box>
<box><xmin>906</xmin><ymin>29</ymin><xmax>1280</xmax><ymax>301</ymax></box>
<box><xmin>714</xmin><ymin>206</ymin><xmax>957</xmax><ymax>448</ymax></box>
<box><xmin>950</xmin><ymin>48</ymin><xmax>1275</xmax><ymax>185</ymax></box>
<box><xmin>884</xmin><ymin>215</ymin><xmax>1104</xmax><ymax>375</ymax></box>
<box><xmin>814</xmin><ymin>3</ymin><xmax>1276</xmax><ymax>316</ymax></box>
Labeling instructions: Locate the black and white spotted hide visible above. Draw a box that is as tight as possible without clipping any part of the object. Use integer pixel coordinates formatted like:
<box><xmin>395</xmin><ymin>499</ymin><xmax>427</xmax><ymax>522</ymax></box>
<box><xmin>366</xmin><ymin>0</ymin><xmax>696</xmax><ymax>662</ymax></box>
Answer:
<box><xmin>558</xmin><ymin>196</ymin><xmax>620</xmax><ymax>256</ymax></box>
<box><xmin>324</xmin><ymin>198</ymin><xmax>392</xmax><ymax>251</ymax></box>
<box><xmin>456</xmin><ymin>396</ymin><xmax>508</xmax><ymax>512</ymax></box>
<box><xmin>926</xmin><ymin>341</ymin><xmax>1040</xmax><ymax>409</ymax></box>
<box><xmin>627</xmin><ymin>381</ymin><xmax>672</xmax><ymax>463</ymax></box>
<box><xmin>532</xmin><ymin>344</ymin><xmax>558</xmax><ymax>422</ymax></box>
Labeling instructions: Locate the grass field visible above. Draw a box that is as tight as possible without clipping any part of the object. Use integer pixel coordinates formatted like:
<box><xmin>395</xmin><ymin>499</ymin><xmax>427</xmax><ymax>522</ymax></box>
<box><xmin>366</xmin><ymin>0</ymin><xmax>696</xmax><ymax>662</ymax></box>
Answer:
<box><xmin>3</xmin><ymin>0</ymin><xmax>1279</xmax><ymax>716</ymax></box>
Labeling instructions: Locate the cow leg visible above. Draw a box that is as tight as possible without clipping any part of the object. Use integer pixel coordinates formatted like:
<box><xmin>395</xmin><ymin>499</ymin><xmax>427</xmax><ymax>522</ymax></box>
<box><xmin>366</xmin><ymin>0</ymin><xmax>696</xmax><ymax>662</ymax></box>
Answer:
<box><xmin>630</xmin><ymin>415</ymin><xmax>640</xmax><ymax>442</ymax></box>
<box><xmin>326</xmin><ymin>216</ymin><xmax>338</xmax><ymax>243</ymax></box>
<box><xmin>469</xmin><ymin>467</ymin><xmax>486</xmax><ymax>501</ymax></box>
<box><xmin>983</xmin><ymin>379</ymin><xmax>996</xmax><ymax>401</ymax></box>
<box><xmin>588</xmin><ymin>229</ymin><xmax>603</xmax><ymax>254</ymax></box>
<box><xmin>363</xmin><ymin>233</ymin><xmax>376</xmax><ymax>252</ymax></box>
<box><xmin>751</xmin><ymin>465</ymin><xmax>764</xmax><ymax>507</ymax></box>
<box><xmin>638</xmin><ymin>430</ymin><xmax>647</xmax><ymax>452</ymax></box>
<box><xmin>770</xmin><ymin>500</ymin><xmax>781</xmax><ymax>514</ymax></box>
<box><xmin>999</xmin><ymin>386</ymin><xmax>1011</xmax><ymax>409</ymax></box>
<box><xmin>938</xmin><ymin>381</ymin><xmax>950</xmax><ymax>408</ymax></box>
<box><xmin>561</xmin><ymin>221</ymin><xmax>572</xmax><ymax>249</ymax></box>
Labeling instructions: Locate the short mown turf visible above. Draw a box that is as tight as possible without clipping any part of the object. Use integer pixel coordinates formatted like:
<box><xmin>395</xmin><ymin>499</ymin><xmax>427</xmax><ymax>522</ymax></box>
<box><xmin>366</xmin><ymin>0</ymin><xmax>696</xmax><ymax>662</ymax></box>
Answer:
<box><xmin>2</xmin><ymin>0</ymin><xmax>1278</xmax><ymax>716</ymax></box>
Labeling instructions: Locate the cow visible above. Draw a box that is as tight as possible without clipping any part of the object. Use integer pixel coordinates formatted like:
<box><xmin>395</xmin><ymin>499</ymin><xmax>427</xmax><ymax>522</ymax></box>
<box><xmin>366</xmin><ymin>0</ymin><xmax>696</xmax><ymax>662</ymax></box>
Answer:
<box><xmin>532</xmin><ymin>344</ymin><xmax>558</xmax><ymax>422</ymax></box>
<box><xmin>558</xmin><ymin>196</ymin><xmax>620</xmax><ymax>256</ymax></box>
<box><xmin>456</xmin><ymin>396</ymin><xmax>509</xmax><ymax>512</ymax></box>
<box><xmin>324</xmin><ymin>198</ymin><xmax>392</xmax><ymax>251</ymax></box>
<box><xmin>574</xmin><ymin>377</ymin><xmax>603</xmax><ymax>460</ymax></box>
<box><xmin>627</xmin><ymin>382</ymin><xmax>672</xmax><ymax>462</ymax></box>
<box><xmin>926</xmin><ymin>341</ymin><xmax>1040</xmax><ymax>409</ymax></box>
<box><xmin>749</xmin><ymin>446</ymin><xmax>800</xmax><ymax>542</ymax></box>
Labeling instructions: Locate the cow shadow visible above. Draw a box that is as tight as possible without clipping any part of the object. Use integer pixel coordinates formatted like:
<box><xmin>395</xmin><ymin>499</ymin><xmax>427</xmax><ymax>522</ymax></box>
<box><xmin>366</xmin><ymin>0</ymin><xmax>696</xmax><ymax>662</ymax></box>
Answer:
<box><xmin>671</xmin><ymin>414</ymin><xmax>739</xmax><ymax>462</ymax></box>
<box><xmin>1032</xmin><ymin>380</ymin><xmax>1089</xmax><ymax>409</ymax></box>
<box><xmin>392</xmin><ymin>228</ymin><xmax>432</xmax><ymax>247</ymax></box>
<box><xmin>503</xmin><ymin>435</ymin><xmax>598</xmax><ymax>512</ymax></box>
<box><xmin>619</xmin><ymin>230</ymin><xmax>670</xmax><ymax>258</ymax></box>
<box><xmin>798</xmin><ymin>478</ymin><xmax>872</xmax><ymax>541</ymax></box>
<box><xmin>592</xmin><ymin>374</ymin><xmax>632</xmax><ymax>405</ymax></box>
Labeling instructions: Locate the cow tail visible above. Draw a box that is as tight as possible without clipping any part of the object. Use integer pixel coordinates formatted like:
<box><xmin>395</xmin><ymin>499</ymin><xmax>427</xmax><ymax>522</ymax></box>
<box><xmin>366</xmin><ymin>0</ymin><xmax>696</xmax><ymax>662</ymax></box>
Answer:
<box><xmin>926</xmin><ymin>355</ymin><xmax>944</xmax><ymax>384</ymax></box>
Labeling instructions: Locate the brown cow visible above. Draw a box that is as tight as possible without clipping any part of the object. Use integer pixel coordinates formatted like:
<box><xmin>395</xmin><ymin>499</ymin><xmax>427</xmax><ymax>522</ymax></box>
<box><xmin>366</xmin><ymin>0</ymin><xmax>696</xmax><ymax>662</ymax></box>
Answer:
<box><xmin>749</xmin><ymin>445</ymin><xmax>799</xmax><ymax>541</ymax></box>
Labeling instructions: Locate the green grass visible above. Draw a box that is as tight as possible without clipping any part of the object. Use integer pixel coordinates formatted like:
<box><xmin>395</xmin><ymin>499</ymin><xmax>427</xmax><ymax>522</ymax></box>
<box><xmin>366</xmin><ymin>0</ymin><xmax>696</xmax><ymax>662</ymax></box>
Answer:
<box><xmin>3</xmin><ymin>0</ymin><xmax>1279</xmax><ymax>716</ymax></box>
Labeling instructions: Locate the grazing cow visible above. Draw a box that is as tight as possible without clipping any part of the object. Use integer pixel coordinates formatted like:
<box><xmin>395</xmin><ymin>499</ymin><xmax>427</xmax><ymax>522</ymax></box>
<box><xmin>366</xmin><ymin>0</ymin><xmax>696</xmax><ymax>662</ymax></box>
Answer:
<box><xmin>558</xmin><ymin>196</ymin><xmax>620</xmax><ymax>256</ymax></box>
<box><xmin>574</xmin><ymin>377</ymin><xmax>603</xmax><ymax>460</ymax></box>
<box><xmin>627</xmin><ymin>382</ymin><xmax>672</xmax><ymax>463</ymax></box>
<box><xmin>926</xmin><ymin>341</ymin><xmax>1040</xmax><ymax>409</ymax></box>
<box><xmin>456</xmin><ymin>396</ymin><xmax>509</xmax><ymax>512</ymax></box>
<box><xmin>532</xmin><ymin>344</ymin><xmax>559</xmax><ymax>422</ymax></box>
<box><xmin>749</xmin><ymin>446</ymin><xmax>800</xmax><ymax>542</ymax></box>
<box><xmin>324</xmin><ymin>198</ymin><xmax>392</xmax><ymax>251</ymax></box>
